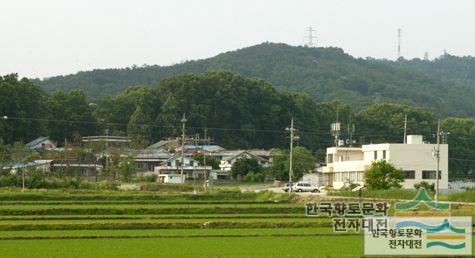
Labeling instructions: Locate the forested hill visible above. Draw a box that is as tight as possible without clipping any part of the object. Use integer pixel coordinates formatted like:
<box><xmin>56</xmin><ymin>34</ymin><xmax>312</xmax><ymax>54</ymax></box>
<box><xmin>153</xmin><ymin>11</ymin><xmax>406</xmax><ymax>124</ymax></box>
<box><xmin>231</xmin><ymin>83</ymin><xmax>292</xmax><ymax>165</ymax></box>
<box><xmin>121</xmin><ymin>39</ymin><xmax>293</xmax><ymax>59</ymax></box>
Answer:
<box><xmin>35</xmin><ymin>43</ymin><xmax>475</xmax><ymax>117</ymax></box>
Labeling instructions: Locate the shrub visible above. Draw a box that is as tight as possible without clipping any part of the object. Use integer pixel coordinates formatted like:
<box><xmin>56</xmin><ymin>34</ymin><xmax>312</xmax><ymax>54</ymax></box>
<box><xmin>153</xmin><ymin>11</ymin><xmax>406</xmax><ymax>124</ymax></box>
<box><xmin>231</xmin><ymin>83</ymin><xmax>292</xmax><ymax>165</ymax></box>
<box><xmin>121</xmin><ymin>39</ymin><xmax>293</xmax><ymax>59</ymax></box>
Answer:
<box><xmin>143</xmin><ymin>174</ymin><xmax>157</xmax><ymax>183</ymax></box>
<box><xmin>243</xmin><ymin>171</ymin><xmax>265</xmax><ymax>182</ymax></box>
<box><xmin>414</xmin><ymin>181</ymin><xmax>435</xmax><ymax>193</ymax></box>
<box><xmin>365</xmin><ymin>160</ymin><xmax>404</xmax><ymax>190</ymax></box>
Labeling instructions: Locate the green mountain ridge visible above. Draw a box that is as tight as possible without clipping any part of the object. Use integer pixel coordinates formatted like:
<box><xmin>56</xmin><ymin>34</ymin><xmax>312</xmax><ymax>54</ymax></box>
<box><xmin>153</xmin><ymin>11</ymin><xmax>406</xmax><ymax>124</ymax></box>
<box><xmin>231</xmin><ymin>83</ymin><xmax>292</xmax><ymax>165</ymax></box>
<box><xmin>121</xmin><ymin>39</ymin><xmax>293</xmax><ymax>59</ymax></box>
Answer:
<box><xmin>34</xmin><ymin>42</ymin><xmax>475</xmax><ymax>117</ymax></box>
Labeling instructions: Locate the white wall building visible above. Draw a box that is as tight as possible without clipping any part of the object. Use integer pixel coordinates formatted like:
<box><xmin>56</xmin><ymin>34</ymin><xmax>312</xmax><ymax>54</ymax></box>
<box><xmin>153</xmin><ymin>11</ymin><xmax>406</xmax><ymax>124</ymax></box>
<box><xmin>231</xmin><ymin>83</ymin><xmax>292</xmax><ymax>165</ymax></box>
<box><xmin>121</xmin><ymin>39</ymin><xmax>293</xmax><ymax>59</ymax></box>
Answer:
<box><xmin>155</xmin><ymin>155</ymin><xmax>212</xmax><ymax>183</ymax></box>
<box><xmin>318</xmin><ymin>135</ymin><xmax>448</xmax><ymax>189</ymax></box>
<box><xmin>219</xmin><ymin>151</ymin><xmax>270</xmax><ymax>171</ymax></box>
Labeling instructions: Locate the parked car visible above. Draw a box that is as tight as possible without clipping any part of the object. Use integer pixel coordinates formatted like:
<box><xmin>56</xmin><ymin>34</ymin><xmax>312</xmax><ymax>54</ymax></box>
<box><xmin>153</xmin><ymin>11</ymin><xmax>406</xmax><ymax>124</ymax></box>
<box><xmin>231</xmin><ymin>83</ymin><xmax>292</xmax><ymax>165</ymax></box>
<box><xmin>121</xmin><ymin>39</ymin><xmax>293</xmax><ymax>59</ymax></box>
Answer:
<box><xmin>292</xmin><ymin>182</ymin><xmax>320</xmax><ymax>193</ymax></box>
<box><xmin>282</xmin><ymin>183</ymin><xmax>293</xmax><ymax>192</ymax></box>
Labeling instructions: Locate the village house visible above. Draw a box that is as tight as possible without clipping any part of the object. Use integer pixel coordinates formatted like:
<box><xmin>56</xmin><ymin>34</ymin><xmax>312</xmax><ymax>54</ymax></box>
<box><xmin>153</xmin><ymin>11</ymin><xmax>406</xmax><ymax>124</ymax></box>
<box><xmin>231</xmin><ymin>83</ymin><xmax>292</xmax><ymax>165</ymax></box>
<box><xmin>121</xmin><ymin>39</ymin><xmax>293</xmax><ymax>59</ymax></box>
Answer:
<box><xmin>147</xmin><ymin>138</ymin><xmax>182</xmax><ymax>151</ymax></box>
<box><xmin>175</xmin><ymin>145</ymin><xmax>226</xmax><ymax>154</ymax></box>
<box><xmin>2</xmin><ymin>159</ymin><xmax>52</xmax><ymax>174</ymax></box>
<box><xmin>317</xmin><ymin>135</ymin><xmax>449</xmax><ymax>189</ymax></box>
<box><xmin>134</xmin><ymin>149</ymin><xmax>172</xmax><ymax>174</ymax></box>
<box><xmin>25</xmin><ymin>137</ymin><xmax>56</xmax><ymax>150</ymax></box>
<box><xmin>219</xmin><ymin>150</ymin><xmax>270</xmax><ymax>171</ymax></box>
<box><xmin>50</xmin><ymin>159</ymin><xmax>103</xmax><ymax>179</ymax></box>
<box><xmin>155</xmin><ymin>155</ymin><xmax>212</xmax><ymax>183</ymax></box>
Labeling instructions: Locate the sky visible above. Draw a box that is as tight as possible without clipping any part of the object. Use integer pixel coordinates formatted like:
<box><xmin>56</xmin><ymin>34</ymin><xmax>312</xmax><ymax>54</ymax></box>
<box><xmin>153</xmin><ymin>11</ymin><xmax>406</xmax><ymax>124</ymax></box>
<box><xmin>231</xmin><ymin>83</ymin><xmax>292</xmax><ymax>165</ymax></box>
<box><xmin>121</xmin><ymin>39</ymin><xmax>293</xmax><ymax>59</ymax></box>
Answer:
<box><xmin>1</xmin><ymin>0</ymin><xmax>474</xmax><ymax>78</ymax></box>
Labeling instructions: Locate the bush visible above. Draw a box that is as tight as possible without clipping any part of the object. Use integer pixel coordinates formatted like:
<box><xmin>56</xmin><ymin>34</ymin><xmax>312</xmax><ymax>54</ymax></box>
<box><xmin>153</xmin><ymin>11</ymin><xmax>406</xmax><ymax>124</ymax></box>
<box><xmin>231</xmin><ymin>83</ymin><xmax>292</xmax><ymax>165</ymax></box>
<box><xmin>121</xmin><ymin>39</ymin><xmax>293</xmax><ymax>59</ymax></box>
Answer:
<box><xmin>327</xmin><ymin>188</ymin><xmax>417</xmax><ymax>200</ymax></box>
<box><xmin>365</xmin><ymin>160</ymin><xmax>404</xmax><ymax>190</ymax></box>
<box><xmin>243</xmin><ymin>171</ymin><xmax>265</xmax><ymax>182</ymax></box>
<box><xmin>143</xmin><ymin>174</ymin><xmax>157</xmax><ymax>183</ymax></box>
<box><xmin>414</xmin><ymin>181</ymin><xmax>435</xmax><ymax>193</ymax></box>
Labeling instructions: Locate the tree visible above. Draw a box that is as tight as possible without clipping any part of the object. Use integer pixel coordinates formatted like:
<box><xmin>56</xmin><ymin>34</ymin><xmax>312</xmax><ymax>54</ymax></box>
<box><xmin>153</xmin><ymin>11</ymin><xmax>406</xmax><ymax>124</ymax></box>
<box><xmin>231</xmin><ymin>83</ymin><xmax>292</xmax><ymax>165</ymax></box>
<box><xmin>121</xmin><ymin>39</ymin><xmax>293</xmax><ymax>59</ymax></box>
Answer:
<box><xmin>10</xmin><ymin>142</ymin><xmax>31</xmax><ymax>190</ymax></box>
<box><xmin>192</xmin><ymin>153</ymin><xmax>220</xmax><ymax>169</ymax></box>
<box><xmin>0</xmin><ymin>74</ymin><xmax>48</xmax><ymax>143</ymax></box>
<box><xmin>365</xmin><ymin>160</ymin><xmax>404</xmax><ymax>190</ymax></box>
<box><xmin>46</xmin><ymin>89</ymin><xmax>96</xmax><ymax>144</ymax></box>
<box><xmin>231</xmin><ymin>158</ymin><xmax>263</xmax><ymax>180</ymax></box>
<box><xmin>127</xmin><ymin>105</ymin><xmax>151</xmax><ymax>148</ymax></box>
<box><xmin>118</xmin><ymin>156</ymin><xmax>136</xmax><ymax>182</ymax></box>
<box><xmin>269</xmin><ymin>147</ymin><xmax>315</xmax><ymax>181</ymax></box>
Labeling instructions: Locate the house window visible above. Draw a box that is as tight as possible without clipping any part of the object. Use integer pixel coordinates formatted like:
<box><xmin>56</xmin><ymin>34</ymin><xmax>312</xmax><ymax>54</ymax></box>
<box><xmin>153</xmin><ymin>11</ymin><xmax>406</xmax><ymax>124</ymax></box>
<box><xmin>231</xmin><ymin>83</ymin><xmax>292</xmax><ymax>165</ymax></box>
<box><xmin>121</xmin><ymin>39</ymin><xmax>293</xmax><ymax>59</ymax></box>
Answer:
<box><xmin>374</xmin><ymin>151</ymin><xmax>377</xmax><ymax>160</ymax></box>
<box><xmin>334</xmin><ymin>173</ymin><xmax>340</xmax><ymax>182</ymax></box>
<box><xmin>422</xmin><ymin>170</ymin><xmax>436</xmax><ymax>179</ymax></box>
<box><xmin>342</xmin><ymin>172</ymin><xmax>348</xmax><ymax>182</ymax></box>
<box><xmin>404</xmin><ymin>170</ymin><xmax>415</xmax><ymax>179</ymax></box>
<box><xmin>382</xmin><ymin>150</ymin><xmax>386</xmax><ymax>160</ymax></box>
<box><xmin>167</xmin><ymin>162</ymin><xmax>171</xmax><ymax>166</ymax></box>
<box><xmin>190</xmin><ymin>161</ymin><xmax>194</xmax><ymax>166</ymax></box>
<box><xmin>327</xmin><ymin>154</ymin><xmax>333</xmax><ymax>164</ymax></box>
<box><xmin>349</xmin><ymin>172</ymin><xmax>356</xmax><ymax>182</ymax></box>
<box><xmin>357</xmin><ymin>171</ymin><xmax>364</xmax><ymax>181</ymax></box>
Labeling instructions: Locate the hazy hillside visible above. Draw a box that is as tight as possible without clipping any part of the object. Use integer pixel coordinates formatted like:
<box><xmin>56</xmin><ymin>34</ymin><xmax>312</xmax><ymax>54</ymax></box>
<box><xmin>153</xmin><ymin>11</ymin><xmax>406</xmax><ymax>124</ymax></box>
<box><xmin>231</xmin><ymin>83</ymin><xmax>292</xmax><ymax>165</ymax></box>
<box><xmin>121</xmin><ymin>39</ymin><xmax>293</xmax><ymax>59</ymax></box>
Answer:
<box><xmin>35</xmin><ymin>43</ymin><xmax>475</xmax><ymax>117</ymax></box>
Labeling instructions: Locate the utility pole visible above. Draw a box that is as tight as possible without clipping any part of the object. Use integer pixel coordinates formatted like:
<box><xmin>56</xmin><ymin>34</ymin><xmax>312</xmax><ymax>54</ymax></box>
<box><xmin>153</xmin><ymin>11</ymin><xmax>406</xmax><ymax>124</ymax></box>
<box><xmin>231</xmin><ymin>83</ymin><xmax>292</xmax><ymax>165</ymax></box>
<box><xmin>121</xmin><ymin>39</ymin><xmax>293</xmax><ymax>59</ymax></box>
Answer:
<box><xmin>105</xmin><ymin>128</ymin><xmax>110</xmax><ymax>179</ymax></box>
<box><xmin>286</xmin><ymin>118</ymin><xmax>298</xmax><ymax>183</ymax></box>
<box><xmin>403</xmin><ymin>114</ymin><xmax>408</xmax><ymax>143</ymax></box>
<box><xmin>434</xmin><ymin>119</ymin><xmax>441</xmax><ymax>206</ymax></box>
<box><xmin>203</xmin><ymin>128</ymin><xmax>208</xmax><ymax>189</ymax></box>
<box><xmin>180</xmin><ymin>114</ymin><xmax>187</xmax><ymax>183</ymax></box>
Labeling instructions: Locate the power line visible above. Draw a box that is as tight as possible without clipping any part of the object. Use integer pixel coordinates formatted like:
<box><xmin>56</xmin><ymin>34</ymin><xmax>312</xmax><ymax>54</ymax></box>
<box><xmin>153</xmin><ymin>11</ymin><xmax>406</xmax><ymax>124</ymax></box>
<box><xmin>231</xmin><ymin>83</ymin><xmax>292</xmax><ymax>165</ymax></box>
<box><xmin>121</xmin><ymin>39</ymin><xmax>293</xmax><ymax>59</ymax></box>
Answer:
<box><xmin>2</xmin><ymin>115</ymin><xmax>475</xmax><ymax>141</ymax></box>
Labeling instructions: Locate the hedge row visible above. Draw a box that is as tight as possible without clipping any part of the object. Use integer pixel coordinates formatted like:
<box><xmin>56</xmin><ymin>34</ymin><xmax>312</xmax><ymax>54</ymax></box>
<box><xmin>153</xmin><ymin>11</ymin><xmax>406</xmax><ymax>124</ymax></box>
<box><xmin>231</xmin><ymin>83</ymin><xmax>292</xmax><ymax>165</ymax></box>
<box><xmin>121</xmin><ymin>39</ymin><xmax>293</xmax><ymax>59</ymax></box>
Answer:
<box><xmin>0</xmin><ymin>233</ymin><xmax>357</xmax><ymax>241</ymax></box>
<box><xmin>0</xmin><ymin>200</ymin><xmax>279</xmax><ymax>206</ymax></box>
<box><xmin>0</xmin><ymin>206</ymin><xmax>304</xmax><ymax>216</ymax></box>
<box><xmin>0</xmin><ymin>190</ymin><xmax>285</xmax><ymax>202</ymax></box>
<box><xmin>0</xmin><ymin>221</ymin><xmax>333</xmax><ymax>231</ymax></box>
<box><xmin>0</xmin><ymin>214</ymin><xmax>307</xmax><ymax>221</ymax></box>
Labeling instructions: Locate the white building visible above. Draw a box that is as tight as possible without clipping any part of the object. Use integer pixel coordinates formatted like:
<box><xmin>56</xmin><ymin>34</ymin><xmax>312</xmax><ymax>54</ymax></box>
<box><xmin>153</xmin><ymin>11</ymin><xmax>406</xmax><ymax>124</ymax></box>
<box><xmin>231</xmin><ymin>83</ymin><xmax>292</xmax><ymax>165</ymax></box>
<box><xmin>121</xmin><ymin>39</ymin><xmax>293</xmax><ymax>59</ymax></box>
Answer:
<box><xmin>219</xmin><ymin>151</ymin><xmax>270</xmax><ymax>171</ymax></box>
<box><xmin>155</xmin><ymin>155</ymin><xmax>212</xmax><ymax>183</ymax></box>
<box><xmin>318</xmin><ymin>135</ymin><xmax>448</xmax><ymax>189</ymax></box>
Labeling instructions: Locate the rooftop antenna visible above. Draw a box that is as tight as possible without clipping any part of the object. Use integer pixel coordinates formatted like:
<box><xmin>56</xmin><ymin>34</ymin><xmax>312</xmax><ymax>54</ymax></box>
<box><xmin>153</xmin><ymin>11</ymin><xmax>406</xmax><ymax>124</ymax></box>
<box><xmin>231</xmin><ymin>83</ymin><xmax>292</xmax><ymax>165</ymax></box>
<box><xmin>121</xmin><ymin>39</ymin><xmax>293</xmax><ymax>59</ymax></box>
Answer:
<box><xmin>403</xmin><ymin>114</ymin><xmax>407</xmax><ymax>143</ymax></box>
<box><xmin>397</xmin><ymin>28</ymin><xmax>402</xmax><ymax>59</ymax></box>
<box><xmin>331</xmin><ymin>103</ymin><xmax>341</xmax><ymax>147</ymax></box>
<box><xmin>424</xmin><ymin>52</ymin><xmax>429</xmax><ymax>61</ymax></box>
<box><xmin>305</xmin><ymin>27</ymin><xmax>317</xmax><ymax>47</ymax></box>
<box><xmin>346</xmin><ymin>113</ymin><xmax>356</xmax><ymax>147</ymax></box>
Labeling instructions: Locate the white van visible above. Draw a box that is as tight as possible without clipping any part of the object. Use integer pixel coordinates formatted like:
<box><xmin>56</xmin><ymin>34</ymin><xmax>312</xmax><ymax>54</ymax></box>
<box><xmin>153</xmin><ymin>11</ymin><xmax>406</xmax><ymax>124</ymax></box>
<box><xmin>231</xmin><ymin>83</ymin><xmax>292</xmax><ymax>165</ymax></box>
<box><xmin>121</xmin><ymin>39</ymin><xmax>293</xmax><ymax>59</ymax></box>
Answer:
<box><xmin>292</xmin><ymin>182</ymin><xmax>320</xmax><ymax>193</ymax></box>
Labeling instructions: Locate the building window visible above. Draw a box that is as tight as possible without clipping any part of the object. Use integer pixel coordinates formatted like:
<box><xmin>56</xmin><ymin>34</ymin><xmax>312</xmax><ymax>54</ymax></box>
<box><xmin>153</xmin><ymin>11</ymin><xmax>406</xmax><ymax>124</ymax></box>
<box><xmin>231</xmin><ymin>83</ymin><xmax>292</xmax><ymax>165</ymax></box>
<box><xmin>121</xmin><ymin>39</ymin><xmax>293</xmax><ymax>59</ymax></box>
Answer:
<box><xmin>357</xmin><ymin>171</ymin><xmax>364</xmax><ymax>181</ymax></box>
<box><xmin>342</xmin><ymin>172</ymin><xmax>348</xmax><ymax>182</ymax></box>
<box><xmin>327</xmin><ymin>154</ymin><xmax>333</xmax><ymax>164</ymax></box>
<box><xmin>334</xmin><ymin>173</ymin><xmax>340</xmax><ymax>182</ymax></box>
<box><xmin>382</xmin><ymin>150</ymin><xmax>386</xmax><ymax>160</ymax></box>
<box><xmin>422</xmin><ymin>170</ymin><xmax>436</xmax><ymax>179</ymax></box>
<box><xmin>349</xmin><ymin>172</ymin><xmax>356</xmax><ymax>182</ymax></box>
<box><xmin>374</xmin><ymin>151</ymin><xmax>377</xmax><ymax>160</ymax></box>
<box><xmin>404</xmin><ymin>170</ymin><xmax>415</xmax><ymax>179</ymax></box>
<box><xmin>190</xmin><ymin>161</ymin><xmax>194</xmax><ymax>166</ymax></box>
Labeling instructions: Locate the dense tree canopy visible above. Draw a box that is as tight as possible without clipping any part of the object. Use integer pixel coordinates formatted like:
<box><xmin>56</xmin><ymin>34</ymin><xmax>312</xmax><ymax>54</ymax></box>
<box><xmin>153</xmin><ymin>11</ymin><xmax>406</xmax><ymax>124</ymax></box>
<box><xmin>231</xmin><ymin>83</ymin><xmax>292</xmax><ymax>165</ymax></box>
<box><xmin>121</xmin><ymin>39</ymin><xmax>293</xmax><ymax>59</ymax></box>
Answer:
<box><xmin>35</xmin><ymin>43</ymin><xmax>475</xmax><ymax>117</ymax></box>
<box><xmin>0</xmin><ymin>74</ymin><xmax>48</xmax><ymax>143</ymax></box>
<box><xmin>231</xmin><ymin>158</ymin><xmax>263</xmax><ymax>180</ymax></box>
<box><xmin>269</xmin><ymin>147</ymin><xmax>316</xmax><ymax>181</ymax></box>
<box><xmin>1</xmin><ymin>71</ymin><xmax>474</xmax><ymax>179</ymax></box>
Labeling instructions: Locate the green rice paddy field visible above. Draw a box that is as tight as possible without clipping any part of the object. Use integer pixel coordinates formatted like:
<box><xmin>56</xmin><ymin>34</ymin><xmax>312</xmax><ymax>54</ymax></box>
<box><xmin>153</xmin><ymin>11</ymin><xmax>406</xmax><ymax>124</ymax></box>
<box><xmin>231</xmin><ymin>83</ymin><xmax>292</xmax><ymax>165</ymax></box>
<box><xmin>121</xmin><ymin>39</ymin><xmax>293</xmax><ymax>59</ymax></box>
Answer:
<box><xmin>0</xmin><ymin>190</ymin><xmax>473</xmax><ymax>258</ymax></box>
